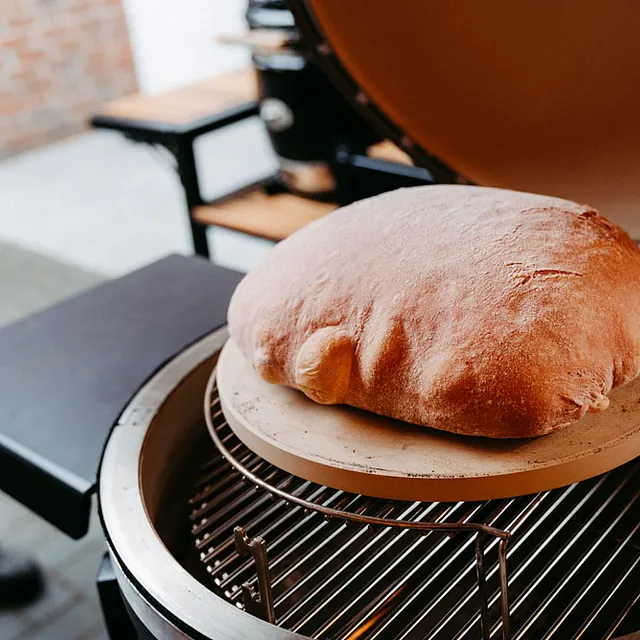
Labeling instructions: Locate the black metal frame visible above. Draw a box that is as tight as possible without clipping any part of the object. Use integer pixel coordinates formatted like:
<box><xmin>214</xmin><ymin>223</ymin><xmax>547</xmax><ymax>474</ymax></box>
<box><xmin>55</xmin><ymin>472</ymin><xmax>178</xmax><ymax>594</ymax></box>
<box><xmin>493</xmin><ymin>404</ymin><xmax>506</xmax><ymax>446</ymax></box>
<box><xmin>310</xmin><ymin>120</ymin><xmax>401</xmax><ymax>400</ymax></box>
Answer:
<box><xmin>91</xmin><ymin>102</ymin><xmax>260</xmax><ymax>259</ymax></box>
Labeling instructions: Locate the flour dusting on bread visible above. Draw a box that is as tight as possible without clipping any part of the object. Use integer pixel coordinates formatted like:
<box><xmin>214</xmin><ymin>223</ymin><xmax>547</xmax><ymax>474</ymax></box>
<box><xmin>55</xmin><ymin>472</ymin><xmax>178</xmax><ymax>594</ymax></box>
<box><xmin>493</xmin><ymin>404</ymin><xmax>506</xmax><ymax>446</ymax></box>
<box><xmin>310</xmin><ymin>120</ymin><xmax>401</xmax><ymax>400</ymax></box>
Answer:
<box><xmin>228</xmin><ymin>185</ymin><xmax>640</xmax><ymax>438</ymax></box>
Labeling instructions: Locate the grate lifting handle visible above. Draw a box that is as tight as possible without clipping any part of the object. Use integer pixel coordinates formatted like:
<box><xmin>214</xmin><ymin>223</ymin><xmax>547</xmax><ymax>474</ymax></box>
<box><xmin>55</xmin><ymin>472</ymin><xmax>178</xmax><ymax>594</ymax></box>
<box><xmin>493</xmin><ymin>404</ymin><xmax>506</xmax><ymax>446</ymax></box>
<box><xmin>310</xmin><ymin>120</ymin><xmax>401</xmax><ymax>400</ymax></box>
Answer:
<box><xmin>234</xmin><ymin>526</ymin><xmax>277</xmax><ymax>624</ymax></box>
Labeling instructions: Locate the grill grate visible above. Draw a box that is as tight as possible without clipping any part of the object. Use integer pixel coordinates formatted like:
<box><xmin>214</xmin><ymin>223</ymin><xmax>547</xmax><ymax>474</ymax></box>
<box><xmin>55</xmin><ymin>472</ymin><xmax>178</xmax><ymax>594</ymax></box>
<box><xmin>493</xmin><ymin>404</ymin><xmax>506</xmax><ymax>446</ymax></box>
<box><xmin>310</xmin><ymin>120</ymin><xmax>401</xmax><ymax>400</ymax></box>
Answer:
<box><xmin>188</xmin><ymin>382</ymin><xmax>640</xmax><ymax>640</ymax></box>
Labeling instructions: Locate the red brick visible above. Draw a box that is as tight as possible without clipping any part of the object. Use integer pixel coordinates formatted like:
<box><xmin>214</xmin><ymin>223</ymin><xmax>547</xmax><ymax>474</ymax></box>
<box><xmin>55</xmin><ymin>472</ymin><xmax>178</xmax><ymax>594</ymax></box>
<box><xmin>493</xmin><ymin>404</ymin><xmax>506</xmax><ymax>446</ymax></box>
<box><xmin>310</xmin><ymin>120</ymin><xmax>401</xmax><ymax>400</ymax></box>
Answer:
<box><xmin>3</xmin><ymin>0</ymin><xmax>22</xmax><ymax>13</ymax></box>
<box><xmin>11</xmin><ymin>67</ymin><xmax>29</xmax><ymax>80</ymax></box>
<box><xmin>69</xmin><ymin>0</ymin><xmax>94</xmax><ymax>10</ymax></box>
<box><xmin>10</xmin><ymin>16</ymin><xmax>34</xmax><ymax>28</ymax></box>
<box><xmin>34</xmin><ymin>77</ymin><xmax>54</xmax><ymax>94</ymax></box>
<box><xmin>59</xmin><ymin>38</ymin><xmax>80</xmax><ymax>52</ymax></box>
<box><xmin>118</xmin><ymin>45</ymin><xmax>134</xmax><ymax>68</ymax></box>
<box><xmin>5</xmin><ymin>133</ymin><xmax>32</xmax><ymax>148</ymax></box>
<box><xmin>41</xmin><ymin>26</ymin><xmax>69</xmax><ymax>39</ymax></box>
<box><xmin>78</xmin><ymin>19</ymin><xmax>103</xmax><ymax>33</ymax></box>
<box><xmin>21</xmin><ymin>49</ymin><xmax>45</xmax><ymax>61</ymax></box>
<box><xmin>2</xmin><ymin>35</ymin><xmax>28</xmax><ymax>49</ymax></box>
<box><xmin>1</xmin><ymin>0</ymin><xmax>137</xmax><ymax>158</ymax></box>
<box><xmin>0</xmin><ymin>94</ymin><xmax>27</xmax><ymax>116</ymax></box>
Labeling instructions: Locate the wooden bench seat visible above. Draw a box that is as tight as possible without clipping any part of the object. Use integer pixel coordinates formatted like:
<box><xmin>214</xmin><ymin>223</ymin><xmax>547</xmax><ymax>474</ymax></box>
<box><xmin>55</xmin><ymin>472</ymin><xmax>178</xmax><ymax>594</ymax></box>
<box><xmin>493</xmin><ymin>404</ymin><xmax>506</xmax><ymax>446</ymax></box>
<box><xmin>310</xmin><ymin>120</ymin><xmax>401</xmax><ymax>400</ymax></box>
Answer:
<box><xmin>97</xmin><ymin>70</ymin><xmax>257</xmax><ymax>126</ymax></box>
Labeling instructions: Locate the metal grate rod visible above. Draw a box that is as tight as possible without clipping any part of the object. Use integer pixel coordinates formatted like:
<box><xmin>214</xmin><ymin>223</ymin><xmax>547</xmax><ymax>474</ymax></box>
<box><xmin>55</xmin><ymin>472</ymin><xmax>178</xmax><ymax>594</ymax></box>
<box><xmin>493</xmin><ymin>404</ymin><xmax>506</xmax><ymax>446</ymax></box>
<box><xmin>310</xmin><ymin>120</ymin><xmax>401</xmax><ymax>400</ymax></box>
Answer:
<box><xmin>205</xmin><ymin>388</ymin><xmax>510</xmax><ymax>539</ymax></box>
<box><xmin>498</xmin><ymin>539</ymin><xmax>510</xmax><ymax>640</ymax></box>
<box><xmin>193</xmin><ymin>471</ymin><xmax>279</xmax><ymax>539</ymax></box>
<box><xmin>401</xmin><ymin>491</ymin><xmax>560</xmax><ymax>640</ymax></box>
<box><xmin>200</xmin><ymin>481</ymin><xmax>322</xmax><ymax>565</ymax></box>
<box><xmin>194</xmin><ymin>469</ymin><xmax>293</xmax><ymax>530</ymax></box>
<box><xmin>335</xmin><ymin>532</ymin><xmax>458</xmax><ymax>640</ymax></box>
<box><xmin>510</xmin><ymin>466</ymin><xmax>638</xmax><ymax>638</ymax></box>
<box><xmin>234</xmin><ymin>527</ymin><xmax>276</xmax><ymax>623</ymax></box>
<box><xmin>604</xmin><ymin>586</ymin><xmax>640</xmax><ymax>639</ymax></box>
<box><xmin>264</xmin><ymin>498</ymin><xmax>397</xmax><ymax>593</ymax></box>
<box><xmin>270</xmin><ymin>500</ymin><xmax>403</xmax><ymax>594</ymax></box>
<box><xmin>198</xmin><ymin>476</ymin><xmax>303</xmax><ymax>554</ymax></box>
<box><xmin>216</xmin><ymin>493</ymin><xmax>344</xmax><ymax>592</ymax></box>
<box><xmin>297</xmin><ymin>502</ymin><xmax>476</xmax><ymax>638</ymax></box>
<box><xmin>221</xmin><ymin>493</ymin><xmax>368</xmax><ymax>595</ymax></box>
<box><xmin>192</xmin><ymin>453</ymin><xmax>270</xmax><ymax>524</ymax></box>
<box><xmin>563</xmin><ymin>528</ymin><xmax>640</xmax><ymax>638</ymax></box>
<box><xmin>292</xmin><ymin>503</ymin><xmax>472</xmax><ymax>637</ymax></box>
<box><xmin>192</xmin><ymin>421</ymin><xmax>244</xmax><ymax>486</ymax></box>
<box><xmin>278</xmin><ymin>502</ymin><xmax>441</xmax><ymax>626</ymax></box>
<box><xmin>207</xmin><ymin>487</ymin><xmax>345</xmax><ymax>584</ymax></box>
<box><xmin>373</xmin><ymin>497</ymin><xmax>539</xmax><ymax>640</ymax></box>
<box><xmin>199</xmin><ymin>376</ymin><xmax>640</xmax><ymax>640</ymax></box>
<box><xmin>192</xmin><ymin>464</ymin><xmax>286</xmax><ymax>538</ymax></box>
<box><xmin>450</xmin><ymin>473</ymin><xmax>612</xmax><ymax>639</ymax></box>
<box><xmin>335</xmin><ymin>500</ymin><xmax>516</xmax><ymax>640</ymax></box>
<box><xmin>276</xmin><ymin>501</ymin><xmax>438</xmax><ymax>612</ymax></box>
<box><xmin>516</xmin><ymin>484</ymin><xmax>640</xmax><ymax>639</ymax></box>
<box><xmin>475</xmin><ymin>532</ymin><xmax>490</xmax><ymax>638</ymax></box>
<box><xmin>191</xmin><ymin>447</ymin><xmax>261</xmax><ymax>505</ymax></box>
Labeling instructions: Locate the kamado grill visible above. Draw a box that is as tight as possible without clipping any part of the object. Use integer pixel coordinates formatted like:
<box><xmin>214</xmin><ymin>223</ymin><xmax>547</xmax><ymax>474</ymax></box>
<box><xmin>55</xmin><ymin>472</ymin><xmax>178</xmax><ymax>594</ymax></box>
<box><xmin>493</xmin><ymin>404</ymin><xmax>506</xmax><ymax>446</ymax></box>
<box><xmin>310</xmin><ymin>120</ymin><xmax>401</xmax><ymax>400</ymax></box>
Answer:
<box><xmin>99</xmin><ymin>326</ymin><xmax>640</xmax><ymax>639</ymax></box>
<box><xmin>2</xmin><ymin>2</ymin><xmax>640</xmax><ymax>639</ymax></box>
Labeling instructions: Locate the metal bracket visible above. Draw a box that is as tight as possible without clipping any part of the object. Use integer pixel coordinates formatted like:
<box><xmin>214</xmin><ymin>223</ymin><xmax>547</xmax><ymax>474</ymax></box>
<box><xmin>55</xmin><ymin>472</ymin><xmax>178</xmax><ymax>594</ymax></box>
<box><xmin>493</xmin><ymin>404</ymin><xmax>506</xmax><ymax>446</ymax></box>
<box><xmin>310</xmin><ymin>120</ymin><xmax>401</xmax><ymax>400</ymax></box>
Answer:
<box><xmin>234</xmin><ymin>526</ymin><xmax>276</xmax><ymax>624</ymax></box>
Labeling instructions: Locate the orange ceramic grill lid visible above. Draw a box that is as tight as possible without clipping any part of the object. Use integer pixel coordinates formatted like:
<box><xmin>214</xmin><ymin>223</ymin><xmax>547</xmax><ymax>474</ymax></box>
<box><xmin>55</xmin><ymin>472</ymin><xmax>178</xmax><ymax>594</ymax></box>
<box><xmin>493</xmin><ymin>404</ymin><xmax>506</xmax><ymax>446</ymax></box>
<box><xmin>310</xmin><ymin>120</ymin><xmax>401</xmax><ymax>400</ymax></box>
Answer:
<box><xmin>293</xmin><ymin>0</ymin><xmax>640</xmax><ymax>237</ymax></box>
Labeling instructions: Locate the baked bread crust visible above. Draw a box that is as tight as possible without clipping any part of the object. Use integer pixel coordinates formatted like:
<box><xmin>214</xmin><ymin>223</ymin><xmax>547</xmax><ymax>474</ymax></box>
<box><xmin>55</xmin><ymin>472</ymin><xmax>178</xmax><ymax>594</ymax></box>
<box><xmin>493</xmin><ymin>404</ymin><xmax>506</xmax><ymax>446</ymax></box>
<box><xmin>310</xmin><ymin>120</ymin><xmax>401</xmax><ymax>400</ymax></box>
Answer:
<box><xmin>228</xmin><ymin>185</ymin><xmax>640</xmax><ymax>438</ymax></box>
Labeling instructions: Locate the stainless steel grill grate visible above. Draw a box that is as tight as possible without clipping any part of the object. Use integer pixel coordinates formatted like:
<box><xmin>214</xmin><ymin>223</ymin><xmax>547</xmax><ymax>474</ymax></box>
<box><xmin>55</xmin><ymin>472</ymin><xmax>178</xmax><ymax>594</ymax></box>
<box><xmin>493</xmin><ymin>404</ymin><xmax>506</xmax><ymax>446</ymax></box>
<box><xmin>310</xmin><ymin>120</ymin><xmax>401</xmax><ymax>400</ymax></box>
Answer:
<box><xmin>188</xmin><ymin>381</ymin><xmax>640</xmax><ymax>640</ymax></box>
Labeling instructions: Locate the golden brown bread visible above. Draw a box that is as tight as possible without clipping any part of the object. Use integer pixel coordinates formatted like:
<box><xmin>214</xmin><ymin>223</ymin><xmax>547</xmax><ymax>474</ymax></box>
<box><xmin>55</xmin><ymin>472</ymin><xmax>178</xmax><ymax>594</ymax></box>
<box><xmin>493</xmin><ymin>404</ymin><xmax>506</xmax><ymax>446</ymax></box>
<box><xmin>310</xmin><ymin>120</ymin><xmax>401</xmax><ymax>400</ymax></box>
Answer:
<box><xmin>228</xmin><ymin>185</ymin><xmax>640</xmax><ymax>438</ymax></box>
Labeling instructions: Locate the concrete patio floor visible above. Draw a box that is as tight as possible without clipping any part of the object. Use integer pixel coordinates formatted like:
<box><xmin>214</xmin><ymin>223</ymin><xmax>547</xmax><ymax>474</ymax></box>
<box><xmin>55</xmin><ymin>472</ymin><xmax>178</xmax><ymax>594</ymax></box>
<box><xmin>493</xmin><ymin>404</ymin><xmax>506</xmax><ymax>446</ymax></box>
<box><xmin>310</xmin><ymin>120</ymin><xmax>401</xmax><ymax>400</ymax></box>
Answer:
<box><xmin>0</xmin><ymin>119</ymin><xmax>278</xmax><ymax>278</ymax></box>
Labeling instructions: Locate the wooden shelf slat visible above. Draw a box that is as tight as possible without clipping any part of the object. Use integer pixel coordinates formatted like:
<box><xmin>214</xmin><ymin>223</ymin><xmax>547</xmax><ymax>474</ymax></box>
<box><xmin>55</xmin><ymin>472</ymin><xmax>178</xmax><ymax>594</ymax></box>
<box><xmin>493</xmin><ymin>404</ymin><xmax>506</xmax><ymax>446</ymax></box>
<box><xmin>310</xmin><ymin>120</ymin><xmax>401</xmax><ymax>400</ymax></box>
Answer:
<box><xmin>99</xmin><ymin>70</ymin><xmax>258</xmax><ymax>126</ymax></box>
<box><xmin>193</xmin><ymin>191</ymin><xmax>337</xmax><ymax>242</ymax></box>
<box><xmin>367</xmin><ymin>140</ymin><xmax>413</xmax><ymax>165</ymax></box>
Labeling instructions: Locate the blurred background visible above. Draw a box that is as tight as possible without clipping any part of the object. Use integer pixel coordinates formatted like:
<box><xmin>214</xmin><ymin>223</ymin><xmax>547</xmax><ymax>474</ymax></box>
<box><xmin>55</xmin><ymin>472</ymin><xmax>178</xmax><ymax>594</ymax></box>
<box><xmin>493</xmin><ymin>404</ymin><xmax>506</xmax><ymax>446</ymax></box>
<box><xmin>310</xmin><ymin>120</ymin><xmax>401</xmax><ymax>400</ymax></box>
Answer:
<box><xmin>1</xmin><ymin>0</ymin><xmax>278</xmax><ymax>282</ymax></box>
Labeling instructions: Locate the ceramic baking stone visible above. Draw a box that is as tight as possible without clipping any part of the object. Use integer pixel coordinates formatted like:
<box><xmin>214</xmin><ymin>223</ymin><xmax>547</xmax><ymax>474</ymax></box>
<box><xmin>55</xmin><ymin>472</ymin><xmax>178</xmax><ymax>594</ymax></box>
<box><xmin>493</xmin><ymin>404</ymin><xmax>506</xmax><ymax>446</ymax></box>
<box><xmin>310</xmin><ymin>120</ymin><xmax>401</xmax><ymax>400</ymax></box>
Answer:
<box><xmin>214</xmin><ymin>338</ymin><xmax>640</xmax><ymax>501</ymax></box>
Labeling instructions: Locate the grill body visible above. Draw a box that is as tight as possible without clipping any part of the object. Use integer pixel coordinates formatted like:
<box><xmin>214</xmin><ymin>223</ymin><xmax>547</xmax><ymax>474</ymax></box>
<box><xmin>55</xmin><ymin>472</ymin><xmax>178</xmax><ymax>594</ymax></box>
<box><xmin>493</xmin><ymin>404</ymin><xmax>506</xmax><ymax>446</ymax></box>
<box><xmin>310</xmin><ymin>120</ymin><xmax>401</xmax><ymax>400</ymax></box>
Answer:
<box><xmin>99</xmin><ymin>331</ymin><xmax>640</xmax><ymax>639</ymax></box>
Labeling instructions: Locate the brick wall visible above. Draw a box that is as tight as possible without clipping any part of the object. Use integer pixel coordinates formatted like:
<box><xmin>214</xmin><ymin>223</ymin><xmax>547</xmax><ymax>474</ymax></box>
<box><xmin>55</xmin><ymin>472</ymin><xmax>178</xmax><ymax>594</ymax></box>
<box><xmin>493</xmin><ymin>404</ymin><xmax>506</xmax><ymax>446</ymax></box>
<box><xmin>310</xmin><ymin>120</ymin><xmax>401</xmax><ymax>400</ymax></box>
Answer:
<box><xmin>1</xmin><ymin>0</ymin><xmax>138</xmax><ymax>160</ymax></box>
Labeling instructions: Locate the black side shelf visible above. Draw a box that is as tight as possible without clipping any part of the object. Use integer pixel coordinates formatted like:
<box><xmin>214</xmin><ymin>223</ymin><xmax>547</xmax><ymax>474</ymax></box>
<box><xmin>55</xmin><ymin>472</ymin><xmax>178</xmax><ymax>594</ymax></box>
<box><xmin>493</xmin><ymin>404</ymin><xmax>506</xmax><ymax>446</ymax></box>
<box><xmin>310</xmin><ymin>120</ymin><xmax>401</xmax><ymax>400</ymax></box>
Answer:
<box><xmin>0</xmin><ymin>255</ymin><xmax>241</xmax><ymax>538</ymax></box>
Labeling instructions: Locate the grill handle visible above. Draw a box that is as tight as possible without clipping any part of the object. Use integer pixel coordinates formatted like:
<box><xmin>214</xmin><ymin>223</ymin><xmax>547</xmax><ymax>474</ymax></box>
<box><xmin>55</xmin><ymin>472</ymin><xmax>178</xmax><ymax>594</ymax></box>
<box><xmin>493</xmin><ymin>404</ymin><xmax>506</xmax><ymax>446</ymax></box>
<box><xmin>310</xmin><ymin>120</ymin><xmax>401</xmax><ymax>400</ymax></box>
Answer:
<box><xmin>234</xmin><ymin>526</ymin><xmax>277</xmax><ymax>624</ymax></box>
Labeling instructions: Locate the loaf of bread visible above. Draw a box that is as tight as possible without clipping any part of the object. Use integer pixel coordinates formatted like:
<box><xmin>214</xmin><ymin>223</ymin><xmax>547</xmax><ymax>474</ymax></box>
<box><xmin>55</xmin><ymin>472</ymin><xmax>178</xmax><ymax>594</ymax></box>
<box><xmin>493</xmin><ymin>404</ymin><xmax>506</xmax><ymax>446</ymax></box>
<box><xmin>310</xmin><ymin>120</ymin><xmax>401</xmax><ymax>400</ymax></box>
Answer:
<box><xmin>228</xmin><ymin>185</ymin><xmax>640</xmax><ymax>438</ymax></box>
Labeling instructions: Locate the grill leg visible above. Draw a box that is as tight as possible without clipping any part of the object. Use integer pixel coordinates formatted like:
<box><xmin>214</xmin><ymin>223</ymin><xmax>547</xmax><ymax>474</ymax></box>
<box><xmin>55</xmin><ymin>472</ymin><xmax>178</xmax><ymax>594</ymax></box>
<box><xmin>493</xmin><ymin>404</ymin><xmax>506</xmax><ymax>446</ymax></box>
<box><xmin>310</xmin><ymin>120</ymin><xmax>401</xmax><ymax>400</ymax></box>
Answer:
<box><xmin>97</xmin><ymin>552</ymin><xmax>137</xmax><ymax>640</ymax></box>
